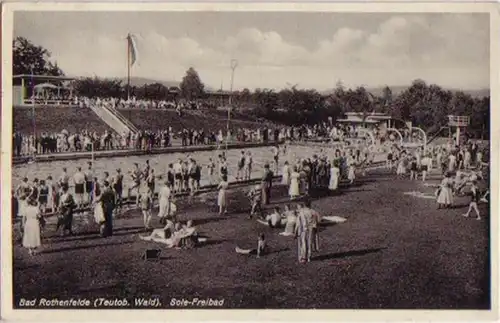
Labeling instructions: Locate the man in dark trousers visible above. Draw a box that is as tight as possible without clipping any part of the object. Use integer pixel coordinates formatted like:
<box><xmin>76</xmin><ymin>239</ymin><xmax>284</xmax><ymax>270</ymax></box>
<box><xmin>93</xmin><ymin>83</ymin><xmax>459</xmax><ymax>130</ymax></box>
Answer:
<box><xmin>311</xmin><ymin>155</ymin><xmax>319</xmax><ymax>188</ymax></box>
<box><xmin>98</xmin><ymin>181</ymin><xmax>116</xmax><ymax>237</ymax></box>
<box><xmin>58</xmin><ymin>184</ymin><xmax>76</xmax><ymax>236</ymax></box>
<box><xmin>261</xmin><ymin>163</ymin><xmax>274</xmax><ymax>205</ymax></box>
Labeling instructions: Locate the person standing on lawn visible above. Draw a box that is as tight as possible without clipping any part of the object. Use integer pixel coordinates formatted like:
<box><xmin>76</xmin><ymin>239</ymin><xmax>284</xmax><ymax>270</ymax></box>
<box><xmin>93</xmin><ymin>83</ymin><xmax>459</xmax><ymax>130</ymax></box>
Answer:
<box><xmin>217</xmin><ymin>174</ymin><xmax>229</xmax><ymax>215</ymax></box>
<box><xmin>22</xmin><ymin>197</ymin><xmax>42</xmax><ymax>256</ymax></box>
<box><xmin>140</xmin><ymin>186</ymin><xmax>154</xmax><ymax>231</ymax></box>
<box><xmin>247</xmin><ymin>184</ymin><xmax>263</xmax><ymax>219</ymax></box>
<box><xmin>261</xmin><ymin>163</ymin><xmax>274</xmax><ymax>205</ymax></box>
<box><xmin>95</xmin><ymin>181</ymin><xmax>116</xmax><ymax>237</ymax></box>
<box><xmin>463</xmin><ymin>180</ymin><xmax>481</xmax><ymax>220</ymax></box>
<box><xmin>128</xmin><ymin>163</ymin><xmax>142</xmax><ymax>207</ymax></box>
<box><xmin>436</xmin><ymin>172</ymin><xmax>454</xmax><ymax>209</ymax></box>
<box><xmin>295</xmin><ymin>203</ymin><xmax>313</xmax><ymax>263</ymax></box>
<box><xmin>58</xmin><ymin>184</ymin><xmax>76</xmax><ymax>236</ymax></box>
<box><xmin>112</xmin><ymin>168</ymin><xmax>124</xmax><ymax>213</ymax></box>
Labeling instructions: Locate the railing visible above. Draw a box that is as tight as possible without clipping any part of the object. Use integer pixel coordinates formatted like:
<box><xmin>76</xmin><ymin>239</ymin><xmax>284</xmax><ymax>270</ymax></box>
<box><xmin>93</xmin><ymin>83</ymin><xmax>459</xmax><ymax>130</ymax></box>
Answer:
<box><xmin>23</xmin><ymin>99</ymin><xmax>76</xmax><ymax>106</ymax></box>
<box><xmin>87</xmin><ymin>104</ymin><xmax>132</xmax><ymax>135</ymax></box>
<box><xmin>426</xmin><ymin>126</ymin><xmax>450</xmax><ymax>146</ymax></box>
<box><xmin>104</xmin><ymin>105</ymin><xmax>139</xmax><ymax>134</ymax></box>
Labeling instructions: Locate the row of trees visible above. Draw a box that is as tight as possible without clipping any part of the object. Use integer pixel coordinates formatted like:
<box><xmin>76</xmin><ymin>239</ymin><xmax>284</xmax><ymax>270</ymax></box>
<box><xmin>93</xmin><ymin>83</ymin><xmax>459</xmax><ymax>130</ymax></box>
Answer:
<box><xmin>229</xmin><ymin>81</ymin><xmax>489</xmax><ymax>139</ymax></box>
<box><xmin>54</xmin><ymin>68</ymin><xmax>204</xmax><ymax>102</ymax></box>
<box><xmin>13</xmin><ymin>37</ymin><xmax>490</xmax><ymax>139</ymax></box>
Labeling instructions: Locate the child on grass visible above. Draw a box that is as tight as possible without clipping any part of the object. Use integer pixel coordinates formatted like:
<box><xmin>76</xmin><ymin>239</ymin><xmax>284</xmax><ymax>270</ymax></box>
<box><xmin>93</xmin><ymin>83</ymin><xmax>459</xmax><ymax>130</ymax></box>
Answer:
<box><xmin>463</xmin><ymin>181</ymin><xmax>481</xmax><ymax>220</ymax></box>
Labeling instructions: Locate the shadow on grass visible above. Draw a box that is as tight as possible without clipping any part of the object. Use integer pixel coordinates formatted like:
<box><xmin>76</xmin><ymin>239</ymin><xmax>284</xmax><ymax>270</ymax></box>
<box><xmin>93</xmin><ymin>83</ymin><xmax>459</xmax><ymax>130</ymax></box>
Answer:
<box><xmin>319</xmin><ymin>222</ymin><xmax>343</xmax><ymax>229</ymax></box>
<box><xmin>47</xmin><ymin>226</ymin><xmax>146</xmax><ymax>243</ymax></box>
<box><xmin>41</xmin><ymin>240</ymin><xmax>134</xmax><ymax>255</ymax></box>
<box><xmin>343</xmin><ymin>188</ymin><xmax>373</xmax><ymax>193</ymax></box>
<box><xmin>450</xmin><ymin>204</ymin><xmax>470</xmax><ymax>209</ymax></box>
<box><xmin>313</xmin><ymin>247</ymin><xmax>386</xmax><ymax>261</ymax></box>
<box><xmin>14</xmin><ymin>263</ymin><xmax>41</xmax><ymax>271</ymax></box>
<box><xmin>56</xmin><ymin>225</ymin><xmax>145</xmax><ymax>238</ymax></box>
<box><xmin>193</xmin><ymin>217</ymin><xmax>230</xmax><ymax>226</ymax></box>
<box><xmin>201</xmin><ymin>239</ymin><xmax>228</xmax><ymax>247</ymax></box>
<box><xmin>268</xmin><ymin>247</ymin><xmax>290</xmax><ymax>255</ymax></box>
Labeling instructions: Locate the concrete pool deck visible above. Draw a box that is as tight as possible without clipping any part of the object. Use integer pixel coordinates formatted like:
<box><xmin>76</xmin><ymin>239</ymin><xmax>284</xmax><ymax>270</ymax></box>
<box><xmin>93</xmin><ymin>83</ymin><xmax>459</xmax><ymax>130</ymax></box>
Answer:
<box><xmin>12</xmin><ymin>141</ymin><xmax>283</xmax><ymax>165</ymax></box>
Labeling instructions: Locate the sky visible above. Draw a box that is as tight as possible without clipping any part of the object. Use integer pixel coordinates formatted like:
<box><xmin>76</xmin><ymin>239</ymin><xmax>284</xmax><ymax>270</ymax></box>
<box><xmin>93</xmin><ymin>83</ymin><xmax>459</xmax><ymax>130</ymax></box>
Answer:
<box><xmin>14</xmin><ymin>11</ymin><xmax>490</xmax><ymax>91</ymax></box>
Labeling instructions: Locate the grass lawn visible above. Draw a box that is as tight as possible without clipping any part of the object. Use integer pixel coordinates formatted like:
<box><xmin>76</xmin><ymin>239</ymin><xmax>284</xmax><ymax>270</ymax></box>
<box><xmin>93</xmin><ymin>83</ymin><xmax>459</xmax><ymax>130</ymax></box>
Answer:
<box><xmin>12</xmin><ymin>168</ymin><xmax>490</xmax><ymax>309</ymax></box>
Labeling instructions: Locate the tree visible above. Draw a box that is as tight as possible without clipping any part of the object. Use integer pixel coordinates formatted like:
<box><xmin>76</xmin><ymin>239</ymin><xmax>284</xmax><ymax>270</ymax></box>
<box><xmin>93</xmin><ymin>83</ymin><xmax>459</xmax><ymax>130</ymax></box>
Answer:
<box><xmin>238</xmin><ymin>88</ymin><xmax>252</xmax><ymax>103</ymax></box>
<box><xmin>13</xmin><ymin>37</ymin><xmax>64</xmax><ymax>76</ymax></box>
<box><xmin>141</xmin><ymin>82</ymin><xmax>169</xmax><ymax>100</ymax></box>
<box><xmin>73</xmin><ymin>77</ymin><xmax>123</xmax><ymax>98</ymax></box>
<box><xmin>180</xmin><ymin>67</ymin><xmax>205</xmax><ymax>100</ymax></box>
<box><xmin>343</xmin><ymin>87</ymin><xmax>373</xmax><ymax>127</ymax></box>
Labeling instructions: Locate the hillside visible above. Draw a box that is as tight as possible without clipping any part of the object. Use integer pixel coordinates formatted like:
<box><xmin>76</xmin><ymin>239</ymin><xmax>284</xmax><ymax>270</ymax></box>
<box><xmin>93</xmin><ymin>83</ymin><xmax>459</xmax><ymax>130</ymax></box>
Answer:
<box><xmin>118</xmin><ymin>108</ymin><xmax>276</xmax><ymax>133</ymax></box>
<box><xmin>13</xmin><ymin>106</ymin><xmax>112</xmax><ymax>135</ymax></box>
<box><xmin>13</xmin><ymin>105</ymin><xmax>277</xmax><ymax>135</ymax></box>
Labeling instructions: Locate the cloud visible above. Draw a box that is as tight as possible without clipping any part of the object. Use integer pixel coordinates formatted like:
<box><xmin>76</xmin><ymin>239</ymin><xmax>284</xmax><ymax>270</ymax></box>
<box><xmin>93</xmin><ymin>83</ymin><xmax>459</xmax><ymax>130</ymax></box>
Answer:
<box><xmin>17</xmin><ymin>14</ymin><xmax>489</xmax><ymax>90</ymax></box>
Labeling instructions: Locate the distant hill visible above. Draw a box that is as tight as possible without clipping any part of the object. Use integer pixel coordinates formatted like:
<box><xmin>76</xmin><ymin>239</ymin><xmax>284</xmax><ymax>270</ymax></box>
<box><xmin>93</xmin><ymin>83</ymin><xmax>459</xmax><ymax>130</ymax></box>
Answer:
<box><xmin>321</xmin><ymin>85</ymin><xmax>490</xmax><ymax>98</ymax></box>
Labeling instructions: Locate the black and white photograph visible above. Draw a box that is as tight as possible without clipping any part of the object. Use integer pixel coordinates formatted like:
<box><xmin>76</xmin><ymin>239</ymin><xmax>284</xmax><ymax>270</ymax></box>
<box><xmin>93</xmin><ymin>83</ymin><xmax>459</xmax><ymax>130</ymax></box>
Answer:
<box><xmin>1</xmin><ymin>2</ymin><xmax>498</xmax><ymax>320</ymax></box>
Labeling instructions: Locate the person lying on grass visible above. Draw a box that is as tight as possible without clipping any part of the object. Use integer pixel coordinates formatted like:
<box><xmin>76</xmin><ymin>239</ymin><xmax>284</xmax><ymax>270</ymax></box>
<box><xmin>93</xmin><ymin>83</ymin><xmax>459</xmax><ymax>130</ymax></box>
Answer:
<box><xmin>235</xmin><ymin>233</ymin><xmax>268</xmax><ymax>258</ymax></box>
<box><xmin>139</xmin><ymin>220</ymin><xmax>199</xmax><ymax>249</ymax></box>
<box><xmin>256</xmin><ymin>207</ymin><xmax>287</xmax><ymax>228</ymax></box>
<box><xmin>266</xmin><ymin>207</ymin><xmax>285</xmax><ymax>228</ymax></box>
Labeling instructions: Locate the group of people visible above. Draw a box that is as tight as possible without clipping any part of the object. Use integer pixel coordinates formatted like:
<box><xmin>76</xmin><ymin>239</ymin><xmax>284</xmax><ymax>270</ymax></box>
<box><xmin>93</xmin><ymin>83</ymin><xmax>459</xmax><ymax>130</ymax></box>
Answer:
<box><xmin>14</xmin><ymin>132</ymin><xmax>489</xmax><ymax>263</ymax></box>
<box><xmin>12</xmin><ymin>125</ymin><xmax>287</xmax><ymax>157</ymax></box>
<box><xmin>14</xmin><ymin>117</ymin><xmax>385</xmax><ymax>158</ymax></box>
<box><xmin>236</xmin><ymin>201</ymin><xmax>322</xmax><ymax>263</ymax></box>
<box><xmin>13</xmin><ymin>130</ymin><xmax>120</xmax><ymax>156</ymax></box>
<box><xmin>383</xmin><ymin>139</ymin><xmax>489</xmax><ymax>220</ymax></box>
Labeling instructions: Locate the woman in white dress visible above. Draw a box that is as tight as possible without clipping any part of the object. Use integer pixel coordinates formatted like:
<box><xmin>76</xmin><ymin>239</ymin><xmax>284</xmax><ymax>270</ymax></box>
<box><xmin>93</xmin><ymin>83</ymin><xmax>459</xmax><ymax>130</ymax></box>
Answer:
<box><xmin>217</xmin><ymin>130</ymin><xmax>224</xmax><ymax>144</ymax></box>
<box><xmin>436</xmin><ymin>173</ymin><xmax>454</xmax><ymax>209</ymax></box>
<box><xmin>347</xmin><ymin>155</ymin><xmax>356</xmax><ymax>184</ymax></box>
<box><xmin>22</xmin><ymin>198</ymin><xmax>42</xmax><ymax>255</ymax></box>
<box><xmin>281</xmin><ymin>161</ymin><xmax>291</xmax><ymax>186</ymax></box>
<box><xmin>329</xmin><ymin>160</ymin><xmax>340</xmax><ymax>192</ymax></box>
<box><xmin>464</xmin><ymin>149</ymin><xmax>472</xmax><ymax>169</ymax></box>
<box><xmin>396</xmin><ymin>154</ymin><xmax>406</xmax><ymax>176</ymax></box>
<box><xmin>157</xmin><ymin>180</ymin><xmax>172</xmax><ymax>221</ymax></box>
<box><xmin>289</xmin><ymin>167</ymin><xmax>300</xmax><ymax>200</ymax></box>
<box><xmin>217</xmin><ymin>175</ymin><xmax>229</xmax><ymax>215</ymax></box>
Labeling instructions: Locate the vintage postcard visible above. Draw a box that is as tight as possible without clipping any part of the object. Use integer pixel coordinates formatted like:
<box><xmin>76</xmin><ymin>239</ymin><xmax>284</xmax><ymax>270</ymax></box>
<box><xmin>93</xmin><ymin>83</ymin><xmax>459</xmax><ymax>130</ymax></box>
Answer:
<box><xmin>1</xmin><ymin>1</ymin><xmax>498</xmax><ymax>322</ymax></box>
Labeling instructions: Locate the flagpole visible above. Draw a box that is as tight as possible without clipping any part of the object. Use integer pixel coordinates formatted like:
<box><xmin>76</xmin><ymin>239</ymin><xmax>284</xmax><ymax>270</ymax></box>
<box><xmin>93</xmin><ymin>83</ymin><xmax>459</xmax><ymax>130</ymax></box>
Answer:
<box><xmin>30</xmin><ymin>69</ymin><xmax>37</xmax><ymax>159</ymax></box>
<box><xmin>91</xmin><ymin>141</ymin><xmax>95</xmax><ymax>165</ymax></box>
<box><xmin>227</xmin><ymin>59</ymin><xmax>238</xmax><ymax>152</ymax></box>
<box><xmin>127</xmin><ymin>34</ymin><xmax>131</xmax><ymax>100</ymax></box>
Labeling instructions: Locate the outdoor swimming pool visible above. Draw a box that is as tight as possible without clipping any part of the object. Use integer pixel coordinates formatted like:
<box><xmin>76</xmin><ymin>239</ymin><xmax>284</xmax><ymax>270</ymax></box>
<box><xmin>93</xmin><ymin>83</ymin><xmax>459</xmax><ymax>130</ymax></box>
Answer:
<box><xmin>12</xmin><ymin>144</ymin><xmax>387</xmax><ymax>194</ymax></box>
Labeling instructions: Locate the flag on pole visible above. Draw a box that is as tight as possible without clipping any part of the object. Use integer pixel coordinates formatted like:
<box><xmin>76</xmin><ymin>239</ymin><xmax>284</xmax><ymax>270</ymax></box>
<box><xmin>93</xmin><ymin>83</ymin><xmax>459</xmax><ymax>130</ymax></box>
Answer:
<box><xmin>127</xmin><ymin>33</ymin><xmax>139</xmax><ymax>66</ymax></box>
